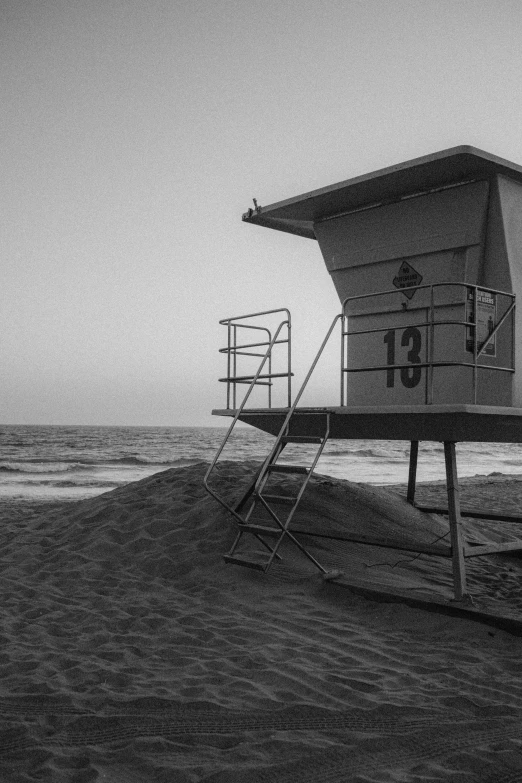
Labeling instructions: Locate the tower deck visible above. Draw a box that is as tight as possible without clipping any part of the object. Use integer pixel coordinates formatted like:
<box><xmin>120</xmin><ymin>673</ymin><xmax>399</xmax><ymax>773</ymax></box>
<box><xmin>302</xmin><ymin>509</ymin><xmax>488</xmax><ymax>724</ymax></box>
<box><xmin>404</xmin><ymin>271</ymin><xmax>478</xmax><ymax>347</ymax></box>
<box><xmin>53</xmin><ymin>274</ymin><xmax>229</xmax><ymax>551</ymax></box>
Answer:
<box><xmin>213</xmin><ymin>404</ymin><xmax>522</xmax><ymax>443</ymax></box>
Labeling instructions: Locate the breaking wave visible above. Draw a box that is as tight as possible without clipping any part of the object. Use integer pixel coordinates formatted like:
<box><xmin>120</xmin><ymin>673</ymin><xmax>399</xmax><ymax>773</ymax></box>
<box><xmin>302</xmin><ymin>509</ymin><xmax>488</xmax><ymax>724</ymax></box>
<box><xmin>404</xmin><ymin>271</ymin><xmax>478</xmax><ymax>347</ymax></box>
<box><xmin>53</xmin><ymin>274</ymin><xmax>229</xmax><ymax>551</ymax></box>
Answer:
<box><xmin>0</xmin><ymin>457</ymin><xmax>200</xmax><ymax>474</ymax></box>
<box><xmin>0</xmin><ymin>462</ymin><xmax>85</xmax><ymax>474</ymax></box>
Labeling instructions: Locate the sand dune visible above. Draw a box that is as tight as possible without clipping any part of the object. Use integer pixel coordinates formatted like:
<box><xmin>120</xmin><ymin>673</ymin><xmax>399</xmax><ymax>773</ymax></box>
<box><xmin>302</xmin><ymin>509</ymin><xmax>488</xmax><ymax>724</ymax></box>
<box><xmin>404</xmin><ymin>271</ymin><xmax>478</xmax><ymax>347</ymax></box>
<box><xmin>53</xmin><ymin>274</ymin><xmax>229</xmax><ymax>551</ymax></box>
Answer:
<box><xmin>1</xmin><ymin>462</ymin><xmax>522</xmax><ymax>781</ymax></box>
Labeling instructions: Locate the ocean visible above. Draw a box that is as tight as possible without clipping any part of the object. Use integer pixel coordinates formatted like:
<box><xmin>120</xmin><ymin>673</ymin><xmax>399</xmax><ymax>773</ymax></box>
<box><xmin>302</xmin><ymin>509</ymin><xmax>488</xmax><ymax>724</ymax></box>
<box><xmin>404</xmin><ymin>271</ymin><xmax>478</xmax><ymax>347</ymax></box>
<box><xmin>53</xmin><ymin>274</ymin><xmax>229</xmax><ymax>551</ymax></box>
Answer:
<box><xmin>1</xmin><ymin>424</ymin><xmax>522</xmax><ymax>503</ymax></box>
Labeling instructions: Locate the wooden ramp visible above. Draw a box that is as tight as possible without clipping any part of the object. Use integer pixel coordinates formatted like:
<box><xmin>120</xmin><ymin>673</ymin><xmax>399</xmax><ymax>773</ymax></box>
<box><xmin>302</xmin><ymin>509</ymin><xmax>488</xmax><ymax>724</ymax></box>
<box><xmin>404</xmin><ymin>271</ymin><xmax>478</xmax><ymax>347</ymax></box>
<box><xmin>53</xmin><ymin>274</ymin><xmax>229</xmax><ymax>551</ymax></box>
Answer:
<box><xmin>224</xmin><ymin>471</ymin><xmax>522</xmax><ymax>636</ymax></box>
<box><xmin>249</xmin><ymin>522</ymin><xmax>522</xmax><ymax>636</ymax></box>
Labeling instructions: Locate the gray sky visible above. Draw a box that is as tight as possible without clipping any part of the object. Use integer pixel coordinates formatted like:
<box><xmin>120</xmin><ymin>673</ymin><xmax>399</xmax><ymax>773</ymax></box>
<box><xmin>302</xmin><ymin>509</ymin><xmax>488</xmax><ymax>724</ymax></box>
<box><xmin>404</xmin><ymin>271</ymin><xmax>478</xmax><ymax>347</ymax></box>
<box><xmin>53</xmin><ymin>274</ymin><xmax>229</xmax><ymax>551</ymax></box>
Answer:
<box><xmin>2</xmin><ymin>0</ymin><xmax>522</xmax><ymax>426</ymax></box>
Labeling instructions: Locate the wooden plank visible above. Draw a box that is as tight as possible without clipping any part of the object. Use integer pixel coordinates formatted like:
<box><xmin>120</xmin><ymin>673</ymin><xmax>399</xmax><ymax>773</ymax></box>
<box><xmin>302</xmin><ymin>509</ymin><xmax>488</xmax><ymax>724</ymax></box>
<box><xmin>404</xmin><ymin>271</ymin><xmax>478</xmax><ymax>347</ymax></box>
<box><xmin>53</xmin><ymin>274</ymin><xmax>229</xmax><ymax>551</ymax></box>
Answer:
<box><xmin>465</xmin><ymin>542</ymin><xmax>522</xmax><ymax>557</ymax></box>
<box><xmin>416</xmin><ymin>506</ymin><xmax>522</xmax><ymax>524</ymax></box>
<box><xmin>289</xmin><ymin>528</ymin><xmax>451</xmax><ymax>557</ymax></box>
<box><xmin>224</xmin><ymin>555</ymin><xmax>268</xmax><ymax>571</ymax></box>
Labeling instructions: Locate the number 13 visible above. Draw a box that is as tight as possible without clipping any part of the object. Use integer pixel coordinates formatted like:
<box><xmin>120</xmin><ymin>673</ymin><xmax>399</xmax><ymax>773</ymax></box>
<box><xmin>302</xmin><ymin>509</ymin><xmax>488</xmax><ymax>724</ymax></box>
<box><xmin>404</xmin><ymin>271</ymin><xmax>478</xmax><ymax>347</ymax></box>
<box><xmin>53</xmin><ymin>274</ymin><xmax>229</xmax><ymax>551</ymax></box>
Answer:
<box><xmin>383</xmin><ymin>327</ymin><xmax>422</xmax><ymax>388</ymax></box>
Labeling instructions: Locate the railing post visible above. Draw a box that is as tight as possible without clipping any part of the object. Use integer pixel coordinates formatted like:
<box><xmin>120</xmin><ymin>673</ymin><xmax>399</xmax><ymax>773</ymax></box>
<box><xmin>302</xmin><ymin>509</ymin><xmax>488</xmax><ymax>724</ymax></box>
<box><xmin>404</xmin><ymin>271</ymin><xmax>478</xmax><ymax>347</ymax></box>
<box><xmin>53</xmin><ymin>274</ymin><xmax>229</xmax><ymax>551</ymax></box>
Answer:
<box><xmin>268</xmin><ymin>330</ymin><xmax>272</xmax><ymax>409</ymax></box>
<box><xmin>233</xmin><ymin>324</ymin><xmax>238</xmax><ymax>409</ymax></box>
<box><xmin>407</xmin><ymin>441</ymin><xmax>419</xmax><ymax>505</ymax></box>
<box><xmin>226</xmin><ymin>322</ymin><xmax>232</xmax><ymax>409</ymax></box>
<box><xmin>444</xmin><ymin>441</ymin><xmax>468</xmax><ymax>601</ymax></box>
<box><xmin>472</xmin><ymin>286</ymin><xmax>478</xmax><ymax>404</ymax></box>
<box><xmin>428</xmin><ymin>286</ymin><xmax>435</xmax><ymax>404</ymax></box>
<box><xmin>287</xmin><ymin>319</ymin><xmax>292</xmax><ymax>407</ymax></box>
<box><xmin>340</xmin><ymin>313</ymin><xmax>346</xmax><ymax>406</ymax></box>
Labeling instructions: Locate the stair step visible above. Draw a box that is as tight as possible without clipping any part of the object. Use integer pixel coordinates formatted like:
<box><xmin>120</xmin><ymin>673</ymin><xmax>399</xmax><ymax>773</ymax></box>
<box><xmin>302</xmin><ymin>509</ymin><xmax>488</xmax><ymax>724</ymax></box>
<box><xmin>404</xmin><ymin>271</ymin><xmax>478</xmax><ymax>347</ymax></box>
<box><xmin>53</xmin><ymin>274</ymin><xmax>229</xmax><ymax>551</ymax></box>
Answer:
<box><xmin>268</xmin><ymin>464</ymin><xmax>308</xmax><ymax>475</ymax></box>
<box><xmin>259</xmin><ymin>494</ymin><xmax>295</xmax><ymax>506</ymax></box>
<box><xmin>239</xmin><ymin>524</ymin><xmax>283</xmax><ymax>536</ymax></box>
<box><xmin>281</xmin><ymin>435</ymin><xmax>323</xmax><ymax>444</ymax></box>
<box><xmin>224</xmin><ymin>554</ymin><xmax>271</xmax><ymax>571</ymax></box>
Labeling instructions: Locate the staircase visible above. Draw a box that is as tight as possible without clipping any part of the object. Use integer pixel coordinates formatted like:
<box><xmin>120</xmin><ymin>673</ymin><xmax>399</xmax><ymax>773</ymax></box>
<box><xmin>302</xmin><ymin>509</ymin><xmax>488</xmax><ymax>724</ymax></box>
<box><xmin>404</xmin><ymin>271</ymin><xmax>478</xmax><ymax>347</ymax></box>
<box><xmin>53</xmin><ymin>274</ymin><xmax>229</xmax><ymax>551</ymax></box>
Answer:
<box><xmin>204</xmin><ymin>309</ymin><xmax>342</xmax><ymax>578</ymax></box>
<box><xmin>224</xmin><ymin>415</ymin><xmax>330</xmax><ymax>573</ymax></box>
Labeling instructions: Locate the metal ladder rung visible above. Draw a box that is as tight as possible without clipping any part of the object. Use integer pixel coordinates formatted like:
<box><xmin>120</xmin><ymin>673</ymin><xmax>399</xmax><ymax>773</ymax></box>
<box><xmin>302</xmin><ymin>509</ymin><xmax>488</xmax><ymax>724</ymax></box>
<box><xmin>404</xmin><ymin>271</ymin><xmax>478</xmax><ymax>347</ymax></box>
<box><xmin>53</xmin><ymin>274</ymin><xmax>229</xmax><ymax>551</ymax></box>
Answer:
<box><xmin>267</xmin><ymin>464</ymin><xmax>308</xmax><ymax>475</ymax></box>
<box><xmin>281</xmin><ymin>436</ymin><xmax>323</xmax><ymax>444</ymax></box>
<box><xmin>223</xmin><ymin>553</ymin><xmax>272</xmax><ymax>570</ymax></box>
<box><xmin>238</xmin><ymin>524</ymin><xmax>282</xmax><ymax>536</ymax></box>
<box><xmin>260</xmin><ymin>494</ymin><xmax>295</xmax><ymax>506</ymax></box>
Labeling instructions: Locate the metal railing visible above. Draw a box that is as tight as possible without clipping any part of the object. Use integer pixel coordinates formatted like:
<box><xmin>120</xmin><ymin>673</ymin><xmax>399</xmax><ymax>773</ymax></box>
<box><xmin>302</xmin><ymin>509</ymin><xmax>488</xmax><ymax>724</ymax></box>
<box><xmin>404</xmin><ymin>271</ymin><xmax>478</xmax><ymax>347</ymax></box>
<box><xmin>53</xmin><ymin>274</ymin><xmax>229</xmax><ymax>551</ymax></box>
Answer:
<box><xmin>341</xmin><ymin>282</ymin><xmax>515</xmax><ymax>406</ymax></box>
<box><xmin>219</xmin><ymin>309</ymin><xmax>292</xmax><ymax>409</ymax></box>
<box><xmin>204</xmin><ymin>309</ymin><xmax>292</xmax><ymax>517</ymax></box>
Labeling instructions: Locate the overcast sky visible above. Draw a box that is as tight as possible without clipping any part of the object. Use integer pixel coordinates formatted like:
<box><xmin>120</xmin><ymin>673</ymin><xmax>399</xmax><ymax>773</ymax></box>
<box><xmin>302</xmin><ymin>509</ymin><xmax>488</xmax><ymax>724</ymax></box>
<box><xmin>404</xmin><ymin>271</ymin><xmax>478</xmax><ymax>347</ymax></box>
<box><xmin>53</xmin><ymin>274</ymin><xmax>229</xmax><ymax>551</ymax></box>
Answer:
<box><xmin>2</xmin><ymin>0</ymin><xmax>522</xmax><ymax>426</ymax></box>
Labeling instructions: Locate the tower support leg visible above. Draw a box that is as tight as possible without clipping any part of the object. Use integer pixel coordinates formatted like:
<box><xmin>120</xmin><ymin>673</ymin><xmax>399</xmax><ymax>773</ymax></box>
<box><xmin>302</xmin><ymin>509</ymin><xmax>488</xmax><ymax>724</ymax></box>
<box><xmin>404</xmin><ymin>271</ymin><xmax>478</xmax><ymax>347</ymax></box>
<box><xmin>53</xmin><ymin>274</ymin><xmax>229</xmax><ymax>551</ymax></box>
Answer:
<box><xmin>407</xmin><ymin>441</ymin><xmax>419</xmax><ymax>505</ymax></box>
<box><xmin>443</xmin><ymin>441</ymin><xmax>468</xmax><ymax>601</ymax></box>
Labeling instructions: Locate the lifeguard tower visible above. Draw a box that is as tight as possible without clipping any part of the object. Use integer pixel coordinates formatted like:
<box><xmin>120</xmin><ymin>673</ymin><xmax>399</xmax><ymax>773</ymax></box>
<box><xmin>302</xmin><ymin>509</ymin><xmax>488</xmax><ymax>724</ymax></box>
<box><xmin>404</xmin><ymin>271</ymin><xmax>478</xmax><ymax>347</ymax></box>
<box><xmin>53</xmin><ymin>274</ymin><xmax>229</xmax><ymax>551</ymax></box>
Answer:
<box><xmin>205</xmin><ymin>146</ymin><xmax>522</xmax><ymax>602</ymax></box>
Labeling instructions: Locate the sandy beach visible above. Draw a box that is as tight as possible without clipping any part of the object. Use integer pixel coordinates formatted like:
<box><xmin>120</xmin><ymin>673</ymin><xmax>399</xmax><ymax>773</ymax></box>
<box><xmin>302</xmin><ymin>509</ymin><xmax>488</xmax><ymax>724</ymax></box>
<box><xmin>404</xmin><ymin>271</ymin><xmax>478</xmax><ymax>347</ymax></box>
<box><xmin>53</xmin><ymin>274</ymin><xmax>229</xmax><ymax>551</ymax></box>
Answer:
<box><xmin>1</xmin><ymin>462</ymin><xmax>522</xmax><ymax>781</ymax></box>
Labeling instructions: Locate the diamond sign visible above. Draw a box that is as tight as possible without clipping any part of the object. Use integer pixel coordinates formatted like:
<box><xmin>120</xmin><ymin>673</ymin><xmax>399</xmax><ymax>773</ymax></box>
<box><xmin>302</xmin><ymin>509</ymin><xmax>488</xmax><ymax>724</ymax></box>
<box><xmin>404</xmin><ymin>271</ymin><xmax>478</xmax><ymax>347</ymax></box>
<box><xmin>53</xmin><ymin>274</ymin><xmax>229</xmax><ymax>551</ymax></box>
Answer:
<box><xmin>392</xmin><ymin>261</ymin><xmax>423</xmax><ymax>300</ymax></box>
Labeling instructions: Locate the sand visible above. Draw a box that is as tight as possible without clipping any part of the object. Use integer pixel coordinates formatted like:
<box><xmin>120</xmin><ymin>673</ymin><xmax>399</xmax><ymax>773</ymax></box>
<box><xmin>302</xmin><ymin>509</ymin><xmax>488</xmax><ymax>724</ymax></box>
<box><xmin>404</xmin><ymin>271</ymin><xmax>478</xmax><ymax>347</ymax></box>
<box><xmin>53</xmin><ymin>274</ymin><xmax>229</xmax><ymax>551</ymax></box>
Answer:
<box><xmin>1</xmin><ymin>462</ymin><xmax>522</xmax><ymax>781</ymax></box>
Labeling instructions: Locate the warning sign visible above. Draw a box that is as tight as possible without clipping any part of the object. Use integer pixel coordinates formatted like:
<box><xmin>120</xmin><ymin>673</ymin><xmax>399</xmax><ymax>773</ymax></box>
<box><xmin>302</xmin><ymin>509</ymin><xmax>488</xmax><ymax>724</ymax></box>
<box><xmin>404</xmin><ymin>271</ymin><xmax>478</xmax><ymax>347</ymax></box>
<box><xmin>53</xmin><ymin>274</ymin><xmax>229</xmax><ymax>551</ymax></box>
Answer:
<box><xmin>466</xmin><ymin>288</ymin><xmax>496</xmax><ymax>356</ymax></box>
<box><xmin>392</xmin><ymin>261</ymin><xmax>423</xmax><ymax>300</ymax></box>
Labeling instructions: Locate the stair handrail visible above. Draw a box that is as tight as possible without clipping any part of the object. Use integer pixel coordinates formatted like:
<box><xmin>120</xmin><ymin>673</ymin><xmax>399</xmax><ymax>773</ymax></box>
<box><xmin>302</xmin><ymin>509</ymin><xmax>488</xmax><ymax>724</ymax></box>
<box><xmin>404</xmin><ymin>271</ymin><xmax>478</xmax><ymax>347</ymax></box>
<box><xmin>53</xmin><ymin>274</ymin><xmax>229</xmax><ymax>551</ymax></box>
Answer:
<box><xmin>252</xmin><ymin>313</ymin><xmax>343</xmax><ymax>495</ymax></box>
<box><xmin>204</xmin><ymin>310</ymin><xmax>291</xmax><ymax>519</ymax></box>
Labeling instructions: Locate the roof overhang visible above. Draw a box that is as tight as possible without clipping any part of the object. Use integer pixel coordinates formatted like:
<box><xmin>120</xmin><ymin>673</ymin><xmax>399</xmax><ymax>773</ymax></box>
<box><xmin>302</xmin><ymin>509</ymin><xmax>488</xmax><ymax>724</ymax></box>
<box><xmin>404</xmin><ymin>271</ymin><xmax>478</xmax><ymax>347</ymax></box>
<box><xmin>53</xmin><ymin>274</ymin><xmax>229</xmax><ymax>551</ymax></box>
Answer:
<box><xmin>242</xmin><ymin>146</ymin><xmax>522</xmax><ymax>240</ymax></box>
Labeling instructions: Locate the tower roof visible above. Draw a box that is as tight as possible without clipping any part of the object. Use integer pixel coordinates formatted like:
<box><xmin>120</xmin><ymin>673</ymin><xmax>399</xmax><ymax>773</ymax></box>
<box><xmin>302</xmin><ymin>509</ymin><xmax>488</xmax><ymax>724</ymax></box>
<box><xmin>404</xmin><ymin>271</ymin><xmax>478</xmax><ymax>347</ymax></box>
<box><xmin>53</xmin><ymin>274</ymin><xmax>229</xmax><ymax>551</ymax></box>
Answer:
<box><xmin>242</xmin><ymin>146</ymin><xmax>522</xmax><ymax>240</ymax></box>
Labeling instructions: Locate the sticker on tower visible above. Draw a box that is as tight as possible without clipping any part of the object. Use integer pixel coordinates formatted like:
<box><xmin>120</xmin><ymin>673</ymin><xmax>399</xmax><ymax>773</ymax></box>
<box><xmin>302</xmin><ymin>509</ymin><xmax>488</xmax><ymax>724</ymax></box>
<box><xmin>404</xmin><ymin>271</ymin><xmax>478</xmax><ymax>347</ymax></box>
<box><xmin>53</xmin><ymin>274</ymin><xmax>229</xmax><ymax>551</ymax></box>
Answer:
<box><xmin>466</xmin><ymin>289</ymin><xmax>496</xmax><ymax>357</ymax></box>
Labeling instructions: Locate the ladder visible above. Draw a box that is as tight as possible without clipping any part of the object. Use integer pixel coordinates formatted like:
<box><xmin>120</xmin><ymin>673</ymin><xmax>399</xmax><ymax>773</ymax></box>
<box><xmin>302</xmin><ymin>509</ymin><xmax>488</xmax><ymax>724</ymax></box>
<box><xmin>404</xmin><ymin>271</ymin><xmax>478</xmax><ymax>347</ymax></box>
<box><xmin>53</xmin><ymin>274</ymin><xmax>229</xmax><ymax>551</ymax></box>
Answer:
<box><xmin>204</xmin><ymin>309</ymin><xmax>343</xmax><ymax>577</ymax></box>
<box><xmin>224</xmin><ymin>413</ymin><xmax>331</xmax><ymax>573</ymax></box>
